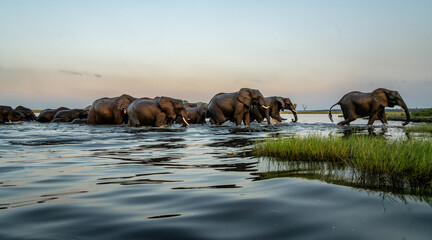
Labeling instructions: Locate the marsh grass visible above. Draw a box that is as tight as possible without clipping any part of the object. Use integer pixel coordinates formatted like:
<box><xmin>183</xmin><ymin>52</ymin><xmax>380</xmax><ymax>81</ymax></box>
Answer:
<box><xmin>254</xmin><ymin>135</ymin><xmax>432</xmax><ymax>184</ymax></box>
<box><xmin>404</xmin><ymin>124</ymin><xmax>432</xmax><ymax>133</ymax></box>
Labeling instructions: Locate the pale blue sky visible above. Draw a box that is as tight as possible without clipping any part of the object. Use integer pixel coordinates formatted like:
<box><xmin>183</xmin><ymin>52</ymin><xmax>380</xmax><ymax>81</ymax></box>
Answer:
<box><xmin>1</xmin><ymin>0</ymin><xmax>431</xmax><ymax>109</ymax></box>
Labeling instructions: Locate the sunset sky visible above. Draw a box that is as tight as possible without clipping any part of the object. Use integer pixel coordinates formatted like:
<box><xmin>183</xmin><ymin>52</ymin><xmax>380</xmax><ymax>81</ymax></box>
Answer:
<box><xmin>1</xmin><ymin>0</ymin><xmax>431</xmax><ymax>109</ymax></box>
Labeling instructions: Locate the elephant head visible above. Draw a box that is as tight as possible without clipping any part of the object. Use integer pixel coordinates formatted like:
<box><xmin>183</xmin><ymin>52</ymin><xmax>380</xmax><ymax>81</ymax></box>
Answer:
<box><xmin>276</xmin><ymin>97</ymin><xmax>298</xmax><ymax>122</ymax></box>
<box><xmin>157</xmin><ymin>97</ymin><xmax>189</xmax><ymax>125</ymax></box>
<box><xmin>372</xmin><ymin>88</ymin><xmax>410</xmax><ymax>125</ymax></box>
<box><xmin>115</xmin><ymin>94</ymin><xmax>136</xmax><ymax>115</ymax></box>
<box><xmin>115</xmin><ymin>94</ymin><xmax>136</xmax><ymax>123</ymax></box>
<box><xmin>15</xmin><ymin>106</ymin><xmax>37</xmax><ymax>121</ymax></box>
<box><xmin>237</xmin><ymin>88</ymin><xmax>269</xmax><ymax>109</ymax></box>
<box><xmin>0</xmin><ymin>106</ymin><xmax>24</xmax><ymax>123</ymax></box>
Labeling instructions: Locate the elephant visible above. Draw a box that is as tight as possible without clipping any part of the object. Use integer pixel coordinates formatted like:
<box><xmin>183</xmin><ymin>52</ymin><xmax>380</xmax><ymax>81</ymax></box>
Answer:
<box><xmin>37</xmin><ymin>107</ymin><xmax>70</xmax><ymax>122</ymax></box>
<box><xmin>88</xmin><ymin>94</ymin><xmax>136</xmax><ymax>125</ymax></box>
<box><xmin>329</xmin><ymin>88</ymin><xmax>410</xmax><ymax>126</ymax></box>
<box><xmin>127</xmin><ymin>96</ymin><xmax>189</xmax><ymax>127</ymax></box>
<box><xmin>250</xmin><ymin>96</ymin><xmax>298</xmax><ymax>124</ymax></box>
<box><xmin>175</xmin><ymin>105</ymin><xmax>207</xmax><ymax>124</ymax></box>
<box><xmin>0</xmin><ymin>105</ymin><xmax>24</xmax><ymax>123</ymax></box>
<box><xmin>15</xmin><ymin>106</ymin><xmax>37</xmax><ymax>121</ymax></box>
<box><xmin>207</xmin><ymin>88</ymin><xmax>269</xmax><ymax>126</ymax></box>
<box><xmin>52</xmin><ymin>109</ymin><xmax>88</xmax><ymax>122</ymax></box>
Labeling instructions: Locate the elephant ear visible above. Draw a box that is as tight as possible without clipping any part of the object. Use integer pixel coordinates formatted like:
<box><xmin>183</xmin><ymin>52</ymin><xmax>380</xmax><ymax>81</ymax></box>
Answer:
<box><xmin>371</xmin><ymin>89</ymin><xmax>389</xmax><ymax>107</ymax></box>
<box><xmin>116</xmin><ymin>95</ymin><xmax>133</xmax><ymax>114</ymax></box>
<box><xmin>237</xmin><ymin>88</ymin><xmax>252</xmax><ymax>108</ymax></box>
<box><xmin>276</xmin><ymin>97</ymin><xmax>285</xmax><ymax>110</ymax></box>
<box><xmin>157</xmin><ymin>97</ymin><xmax>176</xmax><ymax>119</ymax></box>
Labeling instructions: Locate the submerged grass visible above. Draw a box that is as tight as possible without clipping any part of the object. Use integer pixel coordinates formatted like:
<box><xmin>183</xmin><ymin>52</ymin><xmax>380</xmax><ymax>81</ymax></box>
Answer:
<box><xmin>253</xmin><ymin>135</ymin><xmax>432</xmax><ymax>184</ymax></box>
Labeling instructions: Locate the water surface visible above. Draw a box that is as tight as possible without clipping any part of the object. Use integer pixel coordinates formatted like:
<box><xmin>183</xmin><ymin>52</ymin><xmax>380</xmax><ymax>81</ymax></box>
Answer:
<box><xmin>1</xmin><ymin>115</ymin><xmax>431</xmax><ymax>240</ymax></box>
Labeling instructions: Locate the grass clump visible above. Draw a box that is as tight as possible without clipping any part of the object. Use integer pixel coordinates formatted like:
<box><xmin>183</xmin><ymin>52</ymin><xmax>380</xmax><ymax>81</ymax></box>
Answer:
<box><xmin>404</xmin><ymin>124</ymin><xmax>432</xmax><ymax>133</ymax></box>
<box><xmin>254</xmin><ymin>135</ymin><xmax>432</xmax><ymax>183</ymax></box>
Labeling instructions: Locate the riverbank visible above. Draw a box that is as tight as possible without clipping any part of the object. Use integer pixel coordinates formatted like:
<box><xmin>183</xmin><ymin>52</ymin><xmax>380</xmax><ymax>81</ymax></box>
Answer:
<box><xmin>254</xmin><ymin>135</ymin><xmax>432</xmax><ymax>185</ymax></box>
<box><xmin>387</xmin><ymin>111</ymin><xmax>432</xmax><ymax>123</ymax></box>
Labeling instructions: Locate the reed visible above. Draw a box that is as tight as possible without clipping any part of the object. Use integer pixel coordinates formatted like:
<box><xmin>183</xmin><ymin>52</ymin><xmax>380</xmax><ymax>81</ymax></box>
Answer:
<box><xmin>253</xmin><ymin>135</ymin><xmax>432</xmax><ymax>183</ymax></box>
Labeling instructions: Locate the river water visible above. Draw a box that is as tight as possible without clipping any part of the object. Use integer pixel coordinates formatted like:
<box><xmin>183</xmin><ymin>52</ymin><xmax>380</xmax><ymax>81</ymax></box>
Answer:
<box><xmin>1</xmin><ymin>114</ymin><xmax>431</xmax><ymax>240</ymax></box>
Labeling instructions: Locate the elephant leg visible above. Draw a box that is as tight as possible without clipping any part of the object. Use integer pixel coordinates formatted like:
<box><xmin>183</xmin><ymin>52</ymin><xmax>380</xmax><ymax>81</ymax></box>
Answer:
<box><xmin>337</xmin><ymin>114</ymin><xmax>356</xmax><ymax>126</ymax></box>
<box><xmin>155</xmin><ymin>114</ymin><xmax>167</xmax><ymax>127</ymax></box>
<box><xmin>337</xmin><ymin>108</ymin><xmax>356</xmax><ymax>126</ymax></box>
<box><xmin>210</xmin><ymin>117</ymin><xmax>216</xmax><ymax>125</ymax></box>
<box><xmin>337</xmin><ymin>118</ymin><xmax>355</xmax><ymax>126</ymax></box>
<box><xmin>127</xmin><ymin>111</ymin><xmax>139</xmax><ymax>127</ymax></box>
<box><xmin>378</xmin><ymin>111</ymin><xmax>388</xmax><ymax>125</ymax></box>
<box><xmin>367</xmin><ymin>112</ymin><xmax>379</xmax><ymax>126</ymax></box>
<box><xmin>209</xmin><ymin>108</ymin><xmax>226</xmax><ymax>125</ymax></box>
<box><xmin>272</xmin><ymin>114</ymin><xmax>283</xmax><ymax>122</ymax></box>
<box><xmin>113</xmin><ymin>110</ymin><xmax>123</xmax><ymax>124</ymax></box>
<box><xmin>243</xmin><ymin>113</ymin><xmax>251</xmax><ymax>126</ymax></box>
<box><xmin>234</xmin><ymin>115</ymin><xmax>243</xmax><ymax>126</ymax></box>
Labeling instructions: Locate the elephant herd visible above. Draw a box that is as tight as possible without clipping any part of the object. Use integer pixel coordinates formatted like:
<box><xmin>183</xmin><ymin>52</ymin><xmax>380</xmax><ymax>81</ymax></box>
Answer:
<box><xmin>0</xmin><ymin>87</ymin><xmax>410</xmax><ymax>127</ymax></box>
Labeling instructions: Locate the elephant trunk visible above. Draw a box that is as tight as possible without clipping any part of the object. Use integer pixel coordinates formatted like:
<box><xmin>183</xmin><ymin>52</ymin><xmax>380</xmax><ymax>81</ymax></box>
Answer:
<box><xmin>291</xmin><ymin>109</ymin><xmax>298</xmax><ymax>122</ymax></box>
<box><xmin>399</xmin><ymin>100</ymin><xmax>410</xmax><ymax>126</ymax></box>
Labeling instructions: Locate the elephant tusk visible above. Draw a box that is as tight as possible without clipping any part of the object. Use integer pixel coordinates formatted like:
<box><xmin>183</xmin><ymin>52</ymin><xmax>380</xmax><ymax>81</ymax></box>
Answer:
<box><xmin>262</xmin><ymin>105</ymin><xmax>270</xmax><ymax>109</ymax></box>
<box><xmin>182</xmin><ymin>117</ymin><xmax>189</xmax><ymax>126</ymax></box>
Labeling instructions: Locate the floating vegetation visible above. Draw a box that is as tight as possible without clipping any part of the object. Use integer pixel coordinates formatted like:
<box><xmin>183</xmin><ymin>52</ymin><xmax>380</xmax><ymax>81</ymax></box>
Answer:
<box><xmin>253</xmin><ymin>135</ymin><xmax>432</xmax><ymax>185</ymax></box>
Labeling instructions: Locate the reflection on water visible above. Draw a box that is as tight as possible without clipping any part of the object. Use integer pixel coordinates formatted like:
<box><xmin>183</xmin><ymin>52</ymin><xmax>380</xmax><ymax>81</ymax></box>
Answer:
<box><xmin>1</xmin><ymin>114</ymin><xmax>432</xmax><ymax>240</ymax></box>
<box><xmin>255</xmin><ymin>158</ymin><xmax>432</xmax><ymax>205</ymax></box>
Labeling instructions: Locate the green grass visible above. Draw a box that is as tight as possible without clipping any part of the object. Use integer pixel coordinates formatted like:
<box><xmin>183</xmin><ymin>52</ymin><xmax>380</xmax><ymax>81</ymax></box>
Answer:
<box><xmin>412</xmin><ymin>108</ymin><xmax>432</xmax><ymax>117</ymax></box>
<box><xmin>387</xmin><ymin>110</ymin><xmax>432</xmax><ymax>123</ymax></box>
<box><xmin>253</xmin><ymin>135</ymin><xmax>432</xmax><ymax>184</ymax></box>
<box><xmin>404</xmin><ymin>124</ymin><xmax>432</xmax><ymax>133</ymax></box>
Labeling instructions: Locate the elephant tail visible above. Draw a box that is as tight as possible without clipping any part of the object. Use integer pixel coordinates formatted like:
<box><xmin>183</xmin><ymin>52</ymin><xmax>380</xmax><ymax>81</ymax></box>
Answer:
<box><xmin>328</xmin><ymin>102</ymin><xmax>339</xmax><ymax>123</ymax></box>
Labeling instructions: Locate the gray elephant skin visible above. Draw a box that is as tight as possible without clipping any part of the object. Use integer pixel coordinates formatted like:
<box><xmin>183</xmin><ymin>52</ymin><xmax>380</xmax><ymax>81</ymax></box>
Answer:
<box><xmin>207</xmin><ymin>88</ymin><xmax>269</xmax><ymax>126</ymax></box>
<box><xmin>88</xmin><ymin>94</ymin><xmax>136</xmax><ymax>125</ymax></box>
<box><xmin>52</xmin><ymin>109</ymin><xmax>88</xmax><ymax>122</ymax></box>
<box><xmin>0</xmin><ymin>105</ymin><xmax>24</xmax><ymax>123</ymax></box>
<box><xmin>329</xmin><ymin>88</ymin><xmax>410</xmax><ymax>126</ymax></box>
<box><xmin>127</xmin><ymin>96</ymin><xmax>189</xmax><ymax>127</ymax></box>
<box><xmin>250</xmin><ymin>96</ymin><xmax>298</xmax><ymax>124</ymax></box>
<box><xmin>37</xmin><ymin>107</ymin><xmax>70</xmax><ymax>122</ymax></box>
<box><xmin>176</xmin><ymin>105</ymin><xmax>207</xmax><ymax>124</ymax></box>
<box><xmin>15</xmin><ymin>106</ymin><xmax>37</xmax><ymax>121</ymax></box>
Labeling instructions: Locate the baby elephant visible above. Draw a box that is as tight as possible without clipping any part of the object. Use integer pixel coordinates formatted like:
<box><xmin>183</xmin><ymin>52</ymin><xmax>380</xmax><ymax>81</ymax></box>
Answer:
<box><xmin>175</xmin><ymin>105</ymin><xmax>207</xmax><ymax>125</ymax></box>
<box><xmin>329</xmin><ymin>88</ymin><xmax>410</xmax><ymax>126</ymax></box>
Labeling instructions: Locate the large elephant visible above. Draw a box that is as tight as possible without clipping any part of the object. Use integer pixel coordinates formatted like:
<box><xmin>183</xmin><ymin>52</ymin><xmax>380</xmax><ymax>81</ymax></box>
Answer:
<box><xmin>88</xmin><ymin>94</ymin><xmax>136</xmax><ymax>125</ymax></box>
<box><xmin>0</xmin><ymin>105</ymin><xmax>24</xmax><ymax>123</ymax></box>
<box><xmin>127</xmin><ymin>96</ymin><xmax>189</xmax><ymax>127</ymax></box>
<box><xmin>15</xmin><ymin>106</ymin><xmax>37</xmax><ymax>121</ymax></box>
<box><xmin>250</xmin><ymin>96</ymin><xmax>298</xmax><ymax>124</ymax></box>
<box><xmin>37</xmin><ymin>107</ymin><xmax>70</xmax><ymax>122</ymax></box>
<box><xmin>52</xmin><ymin>109</ymin><xmax>88</xmax><ymax>122</ymax></box>
<box><xmin>207</xmin><ymin>88</ymin><xmax>269</xmax><ymax>126</ymax></box>
<box><xmin>175</xmin><ymin>105</ymin><xmax>207</xmax><ymax>124</ymax></box>
<box><xmin>329</xmin><ymin>88</ymin><xmax>410</xmax><ymax>126</ymax></box>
